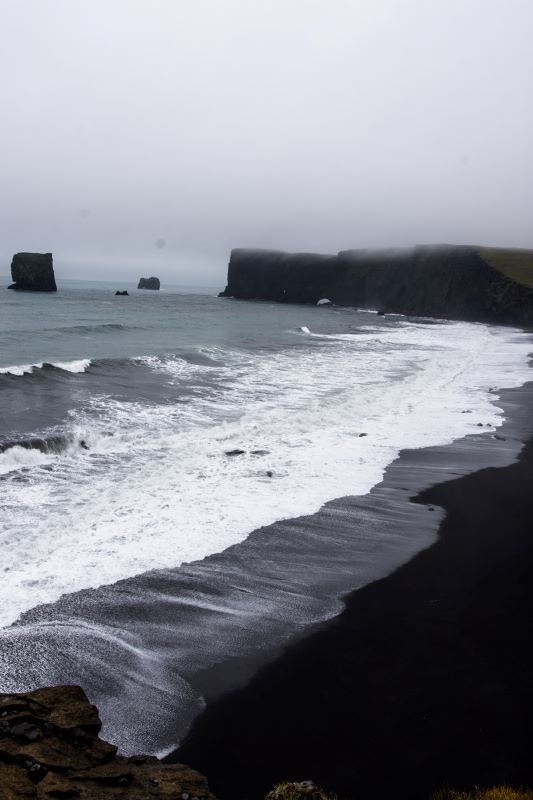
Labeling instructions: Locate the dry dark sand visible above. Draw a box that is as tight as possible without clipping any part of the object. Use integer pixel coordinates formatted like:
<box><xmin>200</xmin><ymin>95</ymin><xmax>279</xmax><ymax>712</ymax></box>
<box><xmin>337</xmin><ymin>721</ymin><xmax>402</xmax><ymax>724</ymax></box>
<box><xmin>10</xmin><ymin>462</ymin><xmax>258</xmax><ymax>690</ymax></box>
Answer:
<box><xmin>175</xmin><ymin>386</ymin><xmax>533</xmax><ymax>800</ymax></box>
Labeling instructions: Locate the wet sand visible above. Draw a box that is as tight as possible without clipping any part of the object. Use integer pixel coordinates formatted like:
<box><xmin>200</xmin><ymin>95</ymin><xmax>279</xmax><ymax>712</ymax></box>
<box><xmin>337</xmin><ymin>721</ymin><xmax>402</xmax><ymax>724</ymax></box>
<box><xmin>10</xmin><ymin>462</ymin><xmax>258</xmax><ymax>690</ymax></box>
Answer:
<box><xmin>174</xmin><ymin>382</ymin><xmax>533</xmax><ymax>799</ymax></box>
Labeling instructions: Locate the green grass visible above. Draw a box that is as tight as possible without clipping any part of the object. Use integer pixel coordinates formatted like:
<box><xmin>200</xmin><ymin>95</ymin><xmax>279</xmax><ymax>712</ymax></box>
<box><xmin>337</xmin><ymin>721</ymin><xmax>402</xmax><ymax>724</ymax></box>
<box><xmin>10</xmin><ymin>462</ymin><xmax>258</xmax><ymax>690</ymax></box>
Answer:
<box><xmin>478</xmin><ymin>247</ymin><xmax>533</xmax><ymax>288</ymax></box>
<box><xmin>264</xmin><ymin>784</ymin><xmax>532</xmax><ymax>800</ymax></box>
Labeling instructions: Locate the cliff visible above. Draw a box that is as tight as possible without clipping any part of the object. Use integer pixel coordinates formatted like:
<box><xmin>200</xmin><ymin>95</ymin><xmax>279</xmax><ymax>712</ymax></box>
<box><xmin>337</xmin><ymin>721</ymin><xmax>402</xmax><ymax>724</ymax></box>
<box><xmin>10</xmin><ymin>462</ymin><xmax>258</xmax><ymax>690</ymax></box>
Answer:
<box><xmin>219</xmin><ymin>245</ymin><xmax>533</xmax><ymax>326</ymax></box>
<box><xmin>8</xmin><ymin>253</ymin><xmax>57</xmax><ymax>292</ymax></box>
<box><xmin>0</xmin><ymin>685</ymin><xmax>215</xmax><ymax>799</ymax></box>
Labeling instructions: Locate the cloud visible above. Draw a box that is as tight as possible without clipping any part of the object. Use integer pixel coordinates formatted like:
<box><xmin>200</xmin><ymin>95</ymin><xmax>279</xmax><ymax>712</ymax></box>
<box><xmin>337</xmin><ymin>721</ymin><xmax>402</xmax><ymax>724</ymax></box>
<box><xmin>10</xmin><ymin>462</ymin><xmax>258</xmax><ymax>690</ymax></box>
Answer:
<box><xmin>1</xmin><ymin>0</ymin><xmax>531</xmax><ymax>284</ymax></box>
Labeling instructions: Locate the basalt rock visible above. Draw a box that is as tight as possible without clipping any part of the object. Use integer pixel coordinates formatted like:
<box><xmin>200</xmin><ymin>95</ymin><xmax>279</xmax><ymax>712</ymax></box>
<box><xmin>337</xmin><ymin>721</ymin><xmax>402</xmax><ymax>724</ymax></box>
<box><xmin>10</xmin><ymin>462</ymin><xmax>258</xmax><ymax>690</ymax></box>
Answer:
<box><xmin>115</xmin><ymin>290</ymin><xmax>129</xmax><ymax>296</ymax></box>
<box><xmin>137</xmin><ymin>277</ymin><xmax>160</xmax><ymax>290</ymax></box>
<box><xmin>0</xmin><ymin>685</ymin><xmax>215</xmax><ymax>799</ymax></box>
<box><xmin>8</xmin><ymin>253</ymin><xmax>57</xmax><ymax>292</ymax></box>
<box><xmin>219</xmin><ymin>245</ymin><xmax>533</xmax><ymax>327</ymax></box>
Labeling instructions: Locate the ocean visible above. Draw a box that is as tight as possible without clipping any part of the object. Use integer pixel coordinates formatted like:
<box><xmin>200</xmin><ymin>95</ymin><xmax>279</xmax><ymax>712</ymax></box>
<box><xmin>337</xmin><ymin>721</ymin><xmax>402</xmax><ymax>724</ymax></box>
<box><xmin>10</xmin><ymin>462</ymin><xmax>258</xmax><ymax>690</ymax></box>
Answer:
<box><xmin>0</xmin><ymin>279</ymin><xmax>531</xmax><ymax>755</ymax></box>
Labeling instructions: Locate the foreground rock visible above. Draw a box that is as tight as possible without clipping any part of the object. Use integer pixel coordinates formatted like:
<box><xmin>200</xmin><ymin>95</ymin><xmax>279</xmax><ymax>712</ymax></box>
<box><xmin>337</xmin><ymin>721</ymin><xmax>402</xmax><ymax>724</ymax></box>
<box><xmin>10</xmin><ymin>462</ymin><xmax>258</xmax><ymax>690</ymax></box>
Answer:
<box><xmin>265</xmin><ymin>781</ymin><xmax>332</xmax><ymax>799</ymax></box>
<box><xmin>8</xmin><ymin>253</ymin><xmax>57</xmax><ymax>292</ymax></box>
<box><xmin>138</xmin><ymin>276</ymin><xmax>160</xmax><ymax>290</ymax></box>
<box><xmin>219</xmin><ymin>245</ymin><xmax>533</xmax><ymax>326</ymax></box>
<box><xmin>0</xmin><ymin>685</ymin><xmax>215</xmax><ymax>799</ymax></box>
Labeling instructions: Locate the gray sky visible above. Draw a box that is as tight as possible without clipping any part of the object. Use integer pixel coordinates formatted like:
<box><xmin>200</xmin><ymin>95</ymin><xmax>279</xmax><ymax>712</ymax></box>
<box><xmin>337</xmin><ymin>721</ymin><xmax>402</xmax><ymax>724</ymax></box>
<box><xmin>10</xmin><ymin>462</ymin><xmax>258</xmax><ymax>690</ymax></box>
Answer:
<box><xmin>1</xmin><ymin>0</ymin><xmax>532</xmax><ymax>285</ymax></box>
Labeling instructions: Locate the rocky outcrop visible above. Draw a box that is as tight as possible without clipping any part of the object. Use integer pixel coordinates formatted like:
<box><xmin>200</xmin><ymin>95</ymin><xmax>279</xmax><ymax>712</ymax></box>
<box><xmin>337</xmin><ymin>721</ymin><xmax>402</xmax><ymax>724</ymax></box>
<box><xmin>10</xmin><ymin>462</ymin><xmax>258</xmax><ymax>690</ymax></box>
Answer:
<box><xmin>0</xmin><ymin>685</ymin><xmax>215</xmax><ymax>799</ymax></box>
<box><xmin>137</xmin><ymin>277</ymin><xmax>160</xmax><ymax>290</ymax></box>
<box><xmin>219</xmin><ymin>245</ymin><xmax>533</xmax><ymax>326</ymax></box>
<box><xmin>8</xmin><ymin>253</ymin><xmax>57</xmax><ymax>292</ymax></box>
<box><xmin>115</xmin><ymin>290</ymin><xmax>129</xmax><ymax>296</ymax></box>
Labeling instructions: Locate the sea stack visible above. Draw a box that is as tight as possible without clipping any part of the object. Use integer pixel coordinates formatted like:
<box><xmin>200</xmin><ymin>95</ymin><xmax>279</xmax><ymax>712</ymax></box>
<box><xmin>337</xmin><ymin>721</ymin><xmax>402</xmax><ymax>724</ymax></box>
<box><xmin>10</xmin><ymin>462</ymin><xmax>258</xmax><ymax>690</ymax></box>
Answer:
<box><xmin>137</xmin><ymin>276</ymin><xmax>160</xmax><ymax>290</ymax></box>
<box><xmin>8</xmin><ymin>252</ymin><xmax>57</xmax><ymax>292</ymax></box>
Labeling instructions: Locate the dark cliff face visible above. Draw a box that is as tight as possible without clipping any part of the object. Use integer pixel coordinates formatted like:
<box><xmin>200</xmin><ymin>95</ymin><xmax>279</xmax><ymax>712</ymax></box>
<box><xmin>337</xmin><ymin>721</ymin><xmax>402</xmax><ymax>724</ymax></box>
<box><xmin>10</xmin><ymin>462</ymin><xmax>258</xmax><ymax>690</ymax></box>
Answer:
<box><xmin>220</xmin><ymin>245</ymin><xmax>533</xmax><ymax>326</ymax></box>
<box><xmin>9</xmin><ymin>253</ymin><xmax>57</xmax><ymax>292</ymax></box>
<box><xmin>137</xmin><ymin>276</ymin><xmax>160</xmax><ymax>290</ymax></box>
<box><xmin>221</xmin><ymin>249</ymin><xmax>338</xmax><ymax>304</ymax></box>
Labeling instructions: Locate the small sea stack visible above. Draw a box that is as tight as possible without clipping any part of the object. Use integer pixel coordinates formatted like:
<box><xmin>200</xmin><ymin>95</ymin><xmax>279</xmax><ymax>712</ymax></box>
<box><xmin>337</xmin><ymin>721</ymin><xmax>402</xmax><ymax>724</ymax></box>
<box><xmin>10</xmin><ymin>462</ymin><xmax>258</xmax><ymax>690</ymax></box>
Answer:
<box><xmin>8</xmin><ymin>252</ymin><xmax>57</xmax><ymax>292</ymax></box>
<box><xmin>137</xmin><ymin>276</ymin><xmax>160</xmax><ymax>290</ymax></box>
<box><xmin>115</xmin><ymin>290</ymin><xmax>129</xmax><ymax>296</ymax></box>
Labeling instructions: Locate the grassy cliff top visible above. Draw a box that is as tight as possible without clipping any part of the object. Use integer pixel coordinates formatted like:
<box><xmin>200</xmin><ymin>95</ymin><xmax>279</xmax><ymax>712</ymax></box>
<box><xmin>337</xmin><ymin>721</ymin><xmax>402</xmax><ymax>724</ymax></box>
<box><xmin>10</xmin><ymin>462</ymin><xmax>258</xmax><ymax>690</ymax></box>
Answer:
<box><xmin>478</xmin><ymin>246</ymin><xmax>533</xmax><ymax>288</ymax></box>
<box><xmin>266</xmin><ymin>784</ymin><xmax>533</xmax><ymax>800</ymax></box>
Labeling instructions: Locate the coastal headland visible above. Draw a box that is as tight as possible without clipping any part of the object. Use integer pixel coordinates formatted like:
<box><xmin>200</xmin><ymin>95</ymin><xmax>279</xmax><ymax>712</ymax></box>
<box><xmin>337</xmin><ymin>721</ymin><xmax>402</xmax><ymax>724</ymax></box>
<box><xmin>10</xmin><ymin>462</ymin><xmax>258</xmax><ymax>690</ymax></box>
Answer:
<box><xmin>220</xmin><ymin>244</ymin><xmax>533</xmax><ymax>326</ymax></box>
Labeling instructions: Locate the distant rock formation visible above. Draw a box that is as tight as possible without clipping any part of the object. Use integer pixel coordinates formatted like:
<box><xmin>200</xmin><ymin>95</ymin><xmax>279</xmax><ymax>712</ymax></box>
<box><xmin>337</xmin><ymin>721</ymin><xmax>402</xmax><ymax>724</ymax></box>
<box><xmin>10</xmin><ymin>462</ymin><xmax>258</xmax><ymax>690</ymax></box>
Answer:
<box><xmin>219</xmin><ymin>245</ymin><xmax>533</xmax><ymax>327</ymax></box>
<box><xmin>115</xmin><ymin>290</ymin><xmax>129</xmax><ymax>296</ymax></box>
<box><xmin>0</xmin><ymin>685</ymin><xmax>215</xmax><ymax>799</ymax></box>
<box><xmin>137</xmin><ymin>276</ymin><xmax>160</xmax><ymax>290</ymax></box>
<box><xmin>8</xmin><ymin>253</ymin><xmax>57</xmax><ymax>292</ymax></box>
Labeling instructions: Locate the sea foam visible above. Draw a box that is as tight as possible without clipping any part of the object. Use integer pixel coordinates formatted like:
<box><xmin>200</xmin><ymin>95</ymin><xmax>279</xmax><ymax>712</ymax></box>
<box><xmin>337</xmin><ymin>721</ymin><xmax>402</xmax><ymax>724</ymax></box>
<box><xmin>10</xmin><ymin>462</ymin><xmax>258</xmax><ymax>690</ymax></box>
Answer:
<box><xmin>0</xmin><ymin>320</ymin><xmax>531</xmax><ymax>627</ymax></box>
<box><xmin>0</xmin><ymin>358</ymin><xmax>92</xmax><ymax>376</ymax></box>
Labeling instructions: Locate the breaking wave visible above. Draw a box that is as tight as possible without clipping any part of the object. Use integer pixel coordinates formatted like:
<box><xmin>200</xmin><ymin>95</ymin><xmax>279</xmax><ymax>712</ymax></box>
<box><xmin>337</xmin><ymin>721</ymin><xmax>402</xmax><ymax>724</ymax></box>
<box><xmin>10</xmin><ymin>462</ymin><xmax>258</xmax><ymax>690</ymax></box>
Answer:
<box><xmin>0</xmin><ymin>358</ymin><xmax>92</xmax><ymax>377</ymax></box>
<box><xmin>0</xmin><ymin>321</ymin><xmax>532</xmax><ymax>626</ymax></box>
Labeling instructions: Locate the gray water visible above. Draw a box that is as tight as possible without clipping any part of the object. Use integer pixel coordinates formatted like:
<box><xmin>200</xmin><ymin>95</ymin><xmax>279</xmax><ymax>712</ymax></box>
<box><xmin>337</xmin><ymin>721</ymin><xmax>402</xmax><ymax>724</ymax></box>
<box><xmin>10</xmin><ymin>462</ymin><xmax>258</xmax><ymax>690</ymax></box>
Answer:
<box><xmin>1</xmin><ymin>279</ymin><xmax>531</xmax><ymax>754</ymax></box>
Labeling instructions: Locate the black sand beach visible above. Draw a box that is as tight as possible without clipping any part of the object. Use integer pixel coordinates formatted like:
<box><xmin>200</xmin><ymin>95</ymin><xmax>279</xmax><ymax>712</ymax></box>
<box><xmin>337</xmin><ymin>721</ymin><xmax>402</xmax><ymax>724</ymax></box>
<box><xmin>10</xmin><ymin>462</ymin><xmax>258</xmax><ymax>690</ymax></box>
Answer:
<box><xmin>175</xmin><ymin>382</ymin><xmax>533</xmax><ymax>800</ymax></box>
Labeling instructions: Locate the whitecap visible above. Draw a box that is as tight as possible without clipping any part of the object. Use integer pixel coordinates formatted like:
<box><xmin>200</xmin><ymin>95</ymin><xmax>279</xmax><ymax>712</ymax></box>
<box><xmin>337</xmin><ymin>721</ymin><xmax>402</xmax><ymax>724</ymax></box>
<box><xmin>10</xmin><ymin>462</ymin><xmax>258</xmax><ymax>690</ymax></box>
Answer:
<box><xmin>0</xmin><ymin>362</ymin><xmax>43</xmax><ymax>376</ymax></box>
<box><xmin>51</xmin><ymin>358</ymin><xmax>92</xmax><ymax>373</ymax></box>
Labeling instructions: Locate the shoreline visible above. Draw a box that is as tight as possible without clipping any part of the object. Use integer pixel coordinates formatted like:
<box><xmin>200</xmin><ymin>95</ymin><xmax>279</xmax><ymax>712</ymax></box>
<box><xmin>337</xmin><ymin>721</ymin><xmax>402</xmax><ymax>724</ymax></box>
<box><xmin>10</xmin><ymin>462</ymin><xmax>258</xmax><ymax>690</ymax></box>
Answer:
<box><xmin>172</xmin><ymin>377</ymin><xmax>533</xmax><ymax>799</ymax></box>
<box><xmin>1</xmin><ymin>325</ymin><xmax>532</xmax><ymax>761</ymax></box>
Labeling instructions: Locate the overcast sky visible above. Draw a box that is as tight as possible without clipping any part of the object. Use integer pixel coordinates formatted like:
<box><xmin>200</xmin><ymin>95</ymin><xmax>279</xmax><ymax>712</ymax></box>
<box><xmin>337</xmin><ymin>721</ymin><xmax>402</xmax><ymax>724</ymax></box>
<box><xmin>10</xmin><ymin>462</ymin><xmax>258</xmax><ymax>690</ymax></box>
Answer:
<box><xmin>1</xmin><ymin>0</ymin><xmax>532</xmax><ymax>285</ymax></box>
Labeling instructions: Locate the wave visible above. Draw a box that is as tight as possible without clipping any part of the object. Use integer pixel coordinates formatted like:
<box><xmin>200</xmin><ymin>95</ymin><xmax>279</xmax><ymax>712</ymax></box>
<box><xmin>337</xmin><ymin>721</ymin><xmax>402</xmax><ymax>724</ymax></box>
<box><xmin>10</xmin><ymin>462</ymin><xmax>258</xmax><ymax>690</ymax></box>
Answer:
<box><xmin>0</xmin><ymin>349</ymin><xmax>224</xmax><ymax>382</ymax></box>
<box><xmin>296</xmin><ymin>323</ymin><xmax>449</xmax><ymax>347</ymax></box>
<box><xmin>50</xmin><ymin>358</ymin><xmax>92</xmax><ymax>373</ymax></box>
<box><xmin>135</xmin><ymin>348</ymin><xmax>231</xmax><ymax>375</ymax></box>
<box><xmin>0</xmin><ymin>320</ymin><xmax>532</xmax><ymax>628</ymax></box>
<box><xmin>0</xmin><ymin>363</ymin><xmax>43</xmax><ymax>376</ymax></box>
<box><xmin>0</xmin><ymin>445</ymin><xmax>55</xmax><ymax>474</ymax></box>
<box><xmin>0</xmin><ymin>424</ymin><xmax>123</xmax><ymax>476</ymax></box>
<box><xmin>0</xmin><ymin>358</ymin><xmax>92</xmax><ymax>377</ymax></box>
<box><xmin>51</xmin><ymin>323</ymin><xmax>133</xmax><ymax>335</ymax></box>
<box><xmin>0</xmin><ymin>323</ymin><xmax>139</xmax><ymax>345</ymax></box>
<box><xmin>0</xmin><ymin>432</ymin><xmax>89</xmax><ymax>476</ymax></box>
<box><xmin>298</xmin><ymin>325</ymin><xmax>370</xmax><ymax>341</ymax></box>
<box><xmin>0</xmin><ymin>434</ymin><xmax>70</xmax><ymax>456</ymax></box>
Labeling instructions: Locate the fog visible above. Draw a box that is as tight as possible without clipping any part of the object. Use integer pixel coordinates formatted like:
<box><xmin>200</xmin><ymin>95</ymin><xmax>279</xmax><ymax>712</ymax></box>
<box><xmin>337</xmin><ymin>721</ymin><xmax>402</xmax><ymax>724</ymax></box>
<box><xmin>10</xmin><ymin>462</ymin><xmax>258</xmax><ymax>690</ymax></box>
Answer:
<box><xmin>1</xmin><ymin>0</ymin><xmax>531</xmax><ymax>285</ymax></box>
